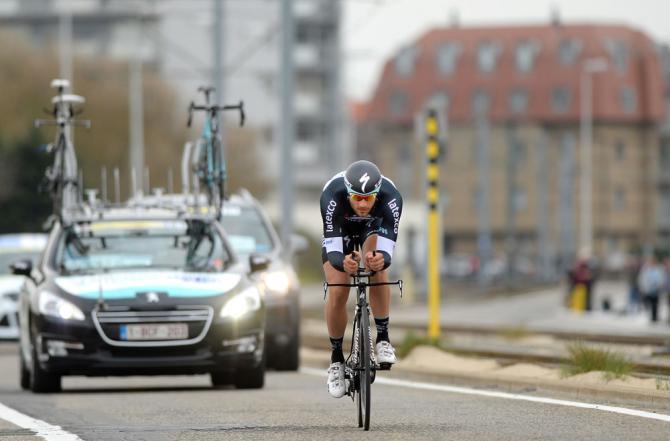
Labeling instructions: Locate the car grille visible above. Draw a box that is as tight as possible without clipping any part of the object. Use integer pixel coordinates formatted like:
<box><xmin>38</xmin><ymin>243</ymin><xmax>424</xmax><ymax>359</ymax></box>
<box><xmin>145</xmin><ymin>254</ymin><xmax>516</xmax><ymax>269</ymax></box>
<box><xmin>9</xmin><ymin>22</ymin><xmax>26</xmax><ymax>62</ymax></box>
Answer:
<box><xmin>92</xmin><ymin>306</ymin><xmax>214</xmax><ymax>347</ymax></box>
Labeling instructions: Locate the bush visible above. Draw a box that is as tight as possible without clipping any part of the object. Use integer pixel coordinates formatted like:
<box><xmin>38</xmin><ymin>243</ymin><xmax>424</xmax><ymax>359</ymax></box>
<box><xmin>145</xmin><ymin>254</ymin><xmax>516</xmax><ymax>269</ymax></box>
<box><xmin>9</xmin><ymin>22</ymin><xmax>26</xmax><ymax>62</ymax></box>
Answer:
<box><xmin>561</xmin><ymin>341</ymin><xmax>633</xmax><ymax>380</ymax></box>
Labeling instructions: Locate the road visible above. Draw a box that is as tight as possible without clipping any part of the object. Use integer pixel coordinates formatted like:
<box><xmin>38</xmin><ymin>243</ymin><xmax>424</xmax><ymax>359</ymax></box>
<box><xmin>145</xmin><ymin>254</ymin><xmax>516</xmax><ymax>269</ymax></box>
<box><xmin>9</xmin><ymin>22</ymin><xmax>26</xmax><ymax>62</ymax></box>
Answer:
<box><xmin>1</xmin><ymin>343</ymin><xmax>669</xmax><ymax>440</ymax></box>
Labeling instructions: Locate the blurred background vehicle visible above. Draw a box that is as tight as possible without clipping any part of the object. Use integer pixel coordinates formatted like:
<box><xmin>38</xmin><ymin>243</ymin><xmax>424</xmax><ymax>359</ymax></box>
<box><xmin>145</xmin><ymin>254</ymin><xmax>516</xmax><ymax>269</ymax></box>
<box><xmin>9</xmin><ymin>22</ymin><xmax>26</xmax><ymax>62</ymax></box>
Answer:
<box><xmin>221</xmin><ymin>189</ymin><xmax>307</xmax><ymax>371</ymax></box>
<box><xmin>0</xmin><ymin>234</ymin><xmax>48</xmax><ymax>339</ymax></box>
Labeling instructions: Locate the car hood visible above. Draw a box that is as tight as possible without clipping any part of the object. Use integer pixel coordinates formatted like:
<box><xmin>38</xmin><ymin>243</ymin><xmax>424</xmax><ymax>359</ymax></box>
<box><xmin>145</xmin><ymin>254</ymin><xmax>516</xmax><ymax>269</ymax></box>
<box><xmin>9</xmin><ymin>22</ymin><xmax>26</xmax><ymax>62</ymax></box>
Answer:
<box><xmin>0</xmin><ymin>275</ymin><xmax>24</xmax><ymax>294</ymax></box>
<box><xmin>54</xmin><ymin>270</ymin><xmax>242</xmax><ymax>300</ymax></box>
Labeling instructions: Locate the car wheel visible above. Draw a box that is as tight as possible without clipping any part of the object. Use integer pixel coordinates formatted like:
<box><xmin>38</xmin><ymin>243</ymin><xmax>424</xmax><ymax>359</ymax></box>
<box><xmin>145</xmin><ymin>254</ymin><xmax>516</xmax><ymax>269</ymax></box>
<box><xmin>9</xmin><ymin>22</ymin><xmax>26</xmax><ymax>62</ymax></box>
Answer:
<box><xmin>234</xmin><ymin>358</ymin><xmax>265</xmax><ymax>389</ymax></box>
<box><xmin>19</xmin><ymin>350</ymin><xmax>30</xmax><ymax>390</ymax></box>
<box><xmin>30</xmin><ymin>337</ymin><xmax>61</xmax><ymax>393</ymax></box>
<box><xmin>272</xmin><ymin>329</ymin><xmax>299</xmax><ymax>372</ymax></box>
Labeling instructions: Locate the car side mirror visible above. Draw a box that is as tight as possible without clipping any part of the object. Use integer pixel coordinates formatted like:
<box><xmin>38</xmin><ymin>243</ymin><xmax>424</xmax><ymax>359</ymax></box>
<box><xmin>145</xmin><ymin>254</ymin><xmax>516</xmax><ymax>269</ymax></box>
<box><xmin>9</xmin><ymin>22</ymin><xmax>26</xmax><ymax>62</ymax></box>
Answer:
<box><xmin>249</xmin><ymin>254</ymin><xmax>271</xmax><ymax>273</ymax></box>
<box><xmin>290</xmin><ymin>234</ymin><xmax>309</xmax><ymax>254</ymax></box>
<box><xmin>10</xmin><ymin>259</ymin><xmax>33</xmax><ymax>277</ymax></box>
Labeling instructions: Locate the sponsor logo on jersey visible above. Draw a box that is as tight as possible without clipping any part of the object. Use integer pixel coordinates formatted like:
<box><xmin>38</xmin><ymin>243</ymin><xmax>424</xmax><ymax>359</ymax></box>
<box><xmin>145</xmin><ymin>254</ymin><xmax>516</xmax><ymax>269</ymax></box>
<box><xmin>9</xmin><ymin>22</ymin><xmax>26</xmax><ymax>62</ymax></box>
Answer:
<box><xmin>387</xmin><ymin>198</ymin><xmax>400</xmax><ymax>234</ymax></box>
<box><xmin>325</xmin><ymin>200</ymin><xmax>337</xmax><ymax>232</ymax></box>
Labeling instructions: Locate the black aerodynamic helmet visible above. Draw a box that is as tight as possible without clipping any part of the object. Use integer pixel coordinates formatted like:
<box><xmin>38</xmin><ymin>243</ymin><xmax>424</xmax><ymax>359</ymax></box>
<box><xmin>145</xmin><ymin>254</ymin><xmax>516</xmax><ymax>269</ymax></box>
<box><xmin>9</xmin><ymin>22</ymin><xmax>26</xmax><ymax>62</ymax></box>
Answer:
<box><xmin>344</xmin><ymin>160</ymin><xmax>382</xmax><ymax>196</ymax></box>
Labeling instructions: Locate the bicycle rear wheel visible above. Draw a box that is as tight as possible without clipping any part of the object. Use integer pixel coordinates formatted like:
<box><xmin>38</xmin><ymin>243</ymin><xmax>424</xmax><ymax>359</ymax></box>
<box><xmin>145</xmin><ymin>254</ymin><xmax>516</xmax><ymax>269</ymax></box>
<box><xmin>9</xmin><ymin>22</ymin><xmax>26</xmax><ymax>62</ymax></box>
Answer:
<box><xmin>357</xmin><ymin>306</ymin><xmax>371</xmax><ymax>430</ymax></box>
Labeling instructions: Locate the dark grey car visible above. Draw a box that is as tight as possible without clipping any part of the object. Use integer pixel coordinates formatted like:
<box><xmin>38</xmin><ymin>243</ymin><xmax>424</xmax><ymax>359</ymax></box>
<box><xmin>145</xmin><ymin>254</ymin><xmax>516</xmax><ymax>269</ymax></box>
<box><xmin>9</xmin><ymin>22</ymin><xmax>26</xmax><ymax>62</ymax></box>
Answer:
<box><xmin>221</xmin><ymin>190</ymin><xmax>304</xmax><ymax>371</ymax></box>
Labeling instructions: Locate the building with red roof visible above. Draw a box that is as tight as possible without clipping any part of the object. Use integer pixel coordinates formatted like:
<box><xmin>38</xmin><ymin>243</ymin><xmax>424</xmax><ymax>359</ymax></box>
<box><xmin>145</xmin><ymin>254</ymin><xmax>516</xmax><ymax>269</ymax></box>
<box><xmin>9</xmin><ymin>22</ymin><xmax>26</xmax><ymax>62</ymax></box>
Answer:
<box><xmin>356</xmin><ymin>21</ymin><xmax>670</xmax><ymax>271</ymax></box>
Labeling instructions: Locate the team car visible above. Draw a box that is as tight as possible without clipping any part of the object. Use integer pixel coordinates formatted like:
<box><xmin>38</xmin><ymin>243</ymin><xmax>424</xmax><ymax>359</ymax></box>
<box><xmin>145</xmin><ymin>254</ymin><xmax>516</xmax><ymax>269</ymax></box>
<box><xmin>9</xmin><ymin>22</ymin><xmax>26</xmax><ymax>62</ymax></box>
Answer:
<box><xmin>0</xmin><ymin>234</ymin><xmax>48</xmax><ymax>339</ymax></box>
<box><xmin>12</xmin><ymin>207</ymin><xmax>270</xmax><ymax>392</ymax></box>
<box><xmin>128</xmin><ymin>190</ymin><xmax>305</xmax><ymax>370</ymax></box>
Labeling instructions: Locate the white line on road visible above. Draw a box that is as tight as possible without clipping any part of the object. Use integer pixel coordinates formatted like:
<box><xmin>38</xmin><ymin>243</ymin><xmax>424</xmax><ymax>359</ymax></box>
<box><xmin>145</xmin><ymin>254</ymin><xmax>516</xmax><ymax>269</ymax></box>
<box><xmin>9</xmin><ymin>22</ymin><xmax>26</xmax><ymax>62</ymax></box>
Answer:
<box><xmin>301</xmin><ymin>367</ymin><xmax>670</xmax><ymax>423</ymax></box>
<box><xmin>0</xmin><ymin>402</ymin><xmax>83</xmax><ymax>441</ymax></box>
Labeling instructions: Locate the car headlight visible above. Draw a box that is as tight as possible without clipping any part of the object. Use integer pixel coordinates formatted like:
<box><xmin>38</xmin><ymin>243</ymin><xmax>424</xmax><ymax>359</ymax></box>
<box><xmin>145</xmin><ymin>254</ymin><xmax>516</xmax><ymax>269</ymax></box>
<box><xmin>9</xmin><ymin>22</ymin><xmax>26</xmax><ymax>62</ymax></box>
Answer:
<box><xmin>262</xmin><ymin>270</ymin><xmax>291</xmax><ymax>296</ymax></box>
<box><xmin>38</xmin><ymin>291</ymin><xmax>85</xmax><ymax>321</ymax></box>
<box><xmin>220</xmin><ymin>286</ymin><xmax>261</xmax><ymax>319</ymax></box>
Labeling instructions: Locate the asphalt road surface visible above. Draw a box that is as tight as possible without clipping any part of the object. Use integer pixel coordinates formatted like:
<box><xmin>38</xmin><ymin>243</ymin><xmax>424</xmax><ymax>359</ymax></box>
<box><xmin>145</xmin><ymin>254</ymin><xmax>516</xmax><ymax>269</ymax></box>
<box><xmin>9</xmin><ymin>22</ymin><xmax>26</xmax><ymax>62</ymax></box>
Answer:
<box><xmin>0</xmin><ymin>343</ymin><xmax>669</xmax><ymax>441</ymax></box>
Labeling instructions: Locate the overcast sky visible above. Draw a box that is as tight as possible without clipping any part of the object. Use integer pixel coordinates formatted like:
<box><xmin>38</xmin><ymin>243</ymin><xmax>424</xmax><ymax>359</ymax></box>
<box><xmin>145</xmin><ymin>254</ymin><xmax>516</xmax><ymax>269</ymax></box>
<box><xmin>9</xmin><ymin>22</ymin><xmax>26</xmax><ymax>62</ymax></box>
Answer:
<box><xmin>342</xmin><ymin>0</ymin><xmax>670</xmax><ymax>101</ymax></box>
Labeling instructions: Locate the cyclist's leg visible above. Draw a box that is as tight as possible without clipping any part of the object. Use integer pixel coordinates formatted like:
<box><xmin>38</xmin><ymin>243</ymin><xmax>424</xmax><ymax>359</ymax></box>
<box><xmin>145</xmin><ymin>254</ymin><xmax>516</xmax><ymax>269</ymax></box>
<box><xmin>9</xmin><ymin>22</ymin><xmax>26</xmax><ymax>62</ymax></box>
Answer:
<box><xmin>323</xmin><ymin>249</ymin><xmax>350</xmax><ymax>398</ymax></box>
<box><xmin>362</xmin><ymin>234</ymin><xmax>396</xmax><ymax>364</ymax></box>
<box><xmin>362</xmin><ymin>234</ymin><xmax>391</xmax><ymax>321</ymax></box>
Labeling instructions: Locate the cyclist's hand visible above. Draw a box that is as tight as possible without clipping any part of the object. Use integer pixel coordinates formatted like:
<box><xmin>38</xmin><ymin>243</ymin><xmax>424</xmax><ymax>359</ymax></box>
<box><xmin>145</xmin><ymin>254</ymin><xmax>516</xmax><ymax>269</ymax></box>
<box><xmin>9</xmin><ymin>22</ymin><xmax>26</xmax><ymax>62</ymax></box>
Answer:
<box><xmin>343</xmin><ymin>251</ymin><xmax>360</xmax><ymax>274</ymax></box>
<box><xmin>365</xmin><ymin>251</ymin><xmax>384</xmax><ymax>272</ymax></box>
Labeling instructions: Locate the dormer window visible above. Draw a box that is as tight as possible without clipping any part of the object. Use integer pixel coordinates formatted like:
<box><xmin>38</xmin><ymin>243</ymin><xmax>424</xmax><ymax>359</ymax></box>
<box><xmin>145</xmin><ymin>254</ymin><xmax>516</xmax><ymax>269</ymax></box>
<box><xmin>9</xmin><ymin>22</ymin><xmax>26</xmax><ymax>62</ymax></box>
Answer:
<box><xmin>436</xmin><ymin>42</ymin><xmax>462</xmax><ymax>74</ymax></box>
<box><xmin>558</xmin><ymin>38</ymin><xmax>582</xmax><ymax>65</ymax></box>
<box><xmin>604</xmin><ymin>39</ymin><xmax>629</xmax><ymax>73</ymax></box>
<box><xmin>477</xmin><ymin>41</ymin><xmax>501</xmax><ymax>73</ymax></box>
<box><xmin>515</xmin><ymin>40</ymin><xmax>539</xmax><ymax>72</ymax></box>
<box><xmin>395</xmin><ymin>46</ymin><xmax>418</xmax><ymax>76</ymax></box>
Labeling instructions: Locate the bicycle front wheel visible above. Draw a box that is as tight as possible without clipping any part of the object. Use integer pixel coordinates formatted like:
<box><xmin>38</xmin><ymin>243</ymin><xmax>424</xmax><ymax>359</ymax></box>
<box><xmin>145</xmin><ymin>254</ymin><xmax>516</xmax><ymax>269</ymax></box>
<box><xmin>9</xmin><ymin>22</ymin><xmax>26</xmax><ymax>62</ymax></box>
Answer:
<box><xmin>357</xmin><ymin>306</ymin><xmax>371</xmax><ymax>431</ymax></box>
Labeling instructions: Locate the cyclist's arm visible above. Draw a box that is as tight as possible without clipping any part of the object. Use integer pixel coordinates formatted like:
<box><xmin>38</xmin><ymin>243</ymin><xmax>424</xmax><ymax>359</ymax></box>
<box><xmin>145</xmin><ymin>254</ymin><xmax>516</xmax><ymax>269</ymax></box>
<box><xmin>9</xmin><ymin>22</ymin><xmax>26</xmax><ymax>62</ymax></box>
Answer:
<box><xmin>374</xmin><ymin>191</ymin><xmax>403</xmax><ymax>271</ymax></box>
<box><xmin>320</xmin><ymin>189</ymin><xmax>346</xmax><ymax>272</ymax></box>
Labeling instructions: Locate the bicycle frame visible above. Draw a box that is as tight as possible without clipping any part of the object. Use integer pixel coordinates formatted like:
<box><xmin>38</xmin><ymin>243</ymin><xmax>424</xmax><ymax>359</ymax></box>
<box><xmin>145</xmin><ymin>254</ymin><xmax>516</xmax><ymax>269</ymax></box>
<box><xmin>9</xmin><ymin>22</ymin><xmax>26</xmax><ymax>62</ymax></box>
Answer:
<box><xmin>35</xmin><ymin>79</ymin><xmax>90</xmax><ymax>221</ymax></box>
<box><xmin>186</xmin><ymin>86</ymin><xmax>244</xmax><ymax>217</ymax></box>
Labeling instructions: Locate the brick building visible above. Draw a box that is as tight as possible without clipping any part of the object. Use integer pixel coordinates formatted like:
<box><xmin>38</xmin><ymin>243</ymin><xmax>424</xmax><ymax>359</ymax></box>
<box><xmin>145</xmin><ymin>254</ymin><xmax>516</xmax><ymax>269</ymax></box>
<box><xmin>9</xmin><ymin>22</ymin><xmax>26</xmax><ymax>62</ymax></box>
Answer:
<box><xmin>356</xmin><ymin>22</ymin><xmax>670</xmax><ymax>272</ymax></box>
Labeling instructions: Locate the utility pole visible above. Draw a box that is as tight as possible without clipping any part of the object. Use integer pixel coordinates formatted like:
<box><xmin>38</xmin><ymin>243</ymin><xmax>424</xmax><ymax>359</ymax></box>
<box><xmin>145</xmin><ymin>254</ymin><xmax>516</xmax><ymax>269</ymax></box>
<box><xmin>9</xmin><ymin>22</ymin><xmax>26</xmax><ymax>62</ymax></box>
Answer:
<box><xmin>213</xmin><ymin>0</ymin><xmax>224</xmax><ymax>107</ymax></box>
<box><xmin>475</xmin><ymin>96</ymin><xmax>492</xmax><ymax>285</ymax></box>
<box><xmin>129</xmin><ymin>17</ymin><xmax>145</xmax><ymax>197</ymax></box>
<box><xmin>280</xmin><ymin>0</ymin><xmax>295</xmax><ymax>256</ymax></box>
<box><xmin>559</xmin><ymin>132</ymin><xmax>576</xmax><ymax>269</ymax></box>
<box><xmin>536</xmin><ymin>127</ymin><xmax>552</xmax><ymax>281</ymax></box>
<box><xmin>58</xmin><ymin>11</ymin><xmax>73</xmax><ymax>84</ymax></box>
<box><xmin>505</xmin><ymin>123</ymin><xmax>519</xmax><ymax>283</ymax></box>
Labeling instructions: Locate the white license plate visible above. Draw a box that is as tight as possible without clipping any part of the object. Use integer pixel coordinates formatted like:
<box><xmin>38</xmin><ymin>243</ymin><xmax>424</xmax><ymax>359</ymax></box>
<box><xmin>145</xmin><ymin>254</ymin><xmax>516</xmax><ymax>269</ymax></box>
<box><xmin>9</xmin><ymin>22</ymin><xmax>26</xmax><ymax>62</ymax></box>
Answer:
<box><xmin>120</xmin><ymin>324</ymin><xmax>189</xmax><ymax>341</ymax></box>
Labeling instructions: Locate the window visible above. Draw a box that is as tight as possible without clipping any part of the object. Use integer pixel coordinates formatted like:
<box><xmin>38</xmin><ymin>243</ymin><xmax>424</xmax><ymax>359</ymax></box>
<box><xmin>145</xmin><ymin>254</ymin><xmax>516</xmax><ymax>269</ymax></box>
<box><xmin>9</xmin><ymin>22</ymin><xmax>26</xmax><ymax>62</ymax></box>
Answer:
<box><xmin>395</xmin><ymin>46</ymin><xmax>418</xmax><ymax>76</ymax></box>
<box><xmin>513</xmin><ymin>188</ymin><xmax>527</xmax><ymax>212</ymax></box>
<box><xmin>604</xmin><ymin>39</ymin><xmax>629</xmax><ymax>73</ymax></box>
<box><xmin>425</xmin><ymin>91</ymin><xmax>449</xmax><ymax>112</ymax></box>
<box><xmin>477</xmin><ymin>41</ymin><xmax>500</xmax><ymax>73</ymax></box>
<box><xmin>551</xmin><ymin>87</ymin><xmax>571</xmax><ymax>114</ymax></box>
<box><xmin>615</xmin><ymin>140</ymin><xmax>625</xmax><ymax>161</ymax></box>
<box><xmin>508</xmin><ymin>88</ymin><xmax>529</xmax><ymax>114</ymax></box>
<box><xmin>514</xmin><ymin>141</ymin><xmax>527</xmax><ymax>164</ymax></box>
<box><xmin>436</xmin><ymin>42</ymin><xmax>462</xmax><ymax>74</ymax></box>
<box><xmin>614</xmin><ymin>187</ymin><xmax>626</xmax><ymax>211</ymax></box>
<box><xmin>660</xmin><ymin>140</ymin><xmax>670</xmax><ymax>167</ymax></box>
<box><xmin>389</xmin><ymin>90</ymin><xmax>408</xmax><ymax>116</ymax></box>
<box><xmin>619</xmin><ymin>86</ymin><xmax>637</xmax><ymax>114</ymax></box>
<box><xmin>558</xmin><ymin>38</ymin><xmax>582</xmax><ymax>65</ymax></box>
<box><xmin>472</xmin><ymin>89</ymin><xmax>490</xmax><ymax>115</ymax></box>
<box><xmin>515</xmin><ymin>40</ymin><xmax>539</xmax><ymax>72</ymax></box>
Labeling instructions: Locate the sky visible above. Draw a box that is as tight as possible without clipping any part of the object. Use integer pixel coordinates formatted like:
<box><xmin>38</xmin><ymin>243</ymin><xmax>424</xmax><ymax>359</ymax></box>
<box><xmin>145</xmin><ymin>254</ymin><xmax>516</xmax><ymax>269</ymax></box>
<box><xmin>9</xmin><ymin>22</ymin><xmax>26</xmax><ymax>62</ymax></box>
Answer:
<box><xmin>342</xmin><ymin>0</ymin><xmax>670</xmax><ymax>101</ymax></box>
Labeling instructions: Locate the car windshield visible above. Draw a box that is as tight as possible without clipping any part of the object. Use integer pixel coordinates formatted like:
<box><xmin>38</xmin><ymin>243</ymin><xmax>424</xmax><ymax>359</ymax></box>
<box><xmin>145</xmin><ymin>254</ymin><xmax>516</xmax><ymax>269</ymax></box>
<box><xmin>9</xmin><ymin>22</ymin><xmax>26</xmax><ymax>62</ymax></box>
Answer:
<box><xmin>221</xmin><ymin>205</ymin><xmax>274</xmax><ymax>256</ymax></box>
<box><xmin>54</xmin><ymin>219</ymin><xmax>231</xmax><ymax>274</ymax></box>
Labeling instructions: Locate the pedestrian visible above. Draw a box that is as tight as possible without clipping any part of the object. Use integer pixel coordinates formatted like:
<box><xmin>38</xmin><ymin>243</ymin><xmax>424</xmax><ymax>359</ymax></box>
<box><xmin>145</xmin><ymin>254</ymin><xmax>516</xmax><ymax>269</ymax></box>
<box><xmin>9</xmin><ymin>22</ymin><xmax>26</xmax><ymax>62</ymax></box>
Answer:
<box><xmin>637</xmin><ymin>254</ymin><xmax>665</xmax><ymax>323</ymax></box>
<box><xmin>626</xmin><ymin>254</ymin><xmax>642</xmax><ymax>314</ymax></box>
<box><xmin>664</xmin><ymin>256</ymin><xmax>670</xmax><ymax>323</ymax></box>
<box><xmin>567</xmin><ymin>248</ymin><xmax>595</xmax><ymax>312</ymax></box>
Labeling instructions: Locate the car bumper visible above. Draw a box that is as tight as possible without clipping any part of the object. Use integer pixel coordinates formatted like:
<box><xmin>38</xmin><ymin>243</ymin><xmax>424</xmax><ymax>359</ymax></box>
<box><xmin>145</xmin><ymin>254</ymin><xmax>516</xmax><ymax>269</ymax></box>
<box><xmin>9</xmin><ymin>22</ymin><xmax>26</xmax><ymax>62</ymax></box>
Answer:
<box><xmin>32</xmin><ymin>314</ymin><xmax>265</xmax><ymax>376</ymax></box>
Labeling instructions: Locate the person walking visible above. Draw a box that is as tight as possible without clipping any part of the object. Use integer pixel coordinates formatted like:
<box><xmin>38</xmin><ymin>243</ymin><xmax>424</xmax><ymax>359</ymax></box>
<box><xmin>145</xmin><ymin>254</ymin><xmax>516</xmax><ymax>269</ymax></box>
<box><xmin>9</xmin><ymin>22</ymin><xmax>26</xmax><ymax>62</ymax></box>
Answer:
<box><xmin>638</xmin><ymin>254</ymin><xmax>665</xmax><ymax>323</ymax></box>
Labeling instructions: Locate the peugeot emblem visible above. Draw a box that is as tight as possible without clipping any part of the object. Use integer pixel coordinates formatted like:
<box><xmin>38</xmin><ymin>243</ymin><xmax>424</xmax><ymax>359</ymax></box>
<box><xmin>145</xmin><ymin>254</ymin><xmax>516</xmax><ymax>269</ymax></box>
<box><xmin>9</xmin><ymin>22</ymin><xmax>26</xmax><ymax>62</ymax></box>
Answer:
<box><xmin>146</xmin><ymin>292</ymin><xmax>160</xmax><ymax>303</ymax></box>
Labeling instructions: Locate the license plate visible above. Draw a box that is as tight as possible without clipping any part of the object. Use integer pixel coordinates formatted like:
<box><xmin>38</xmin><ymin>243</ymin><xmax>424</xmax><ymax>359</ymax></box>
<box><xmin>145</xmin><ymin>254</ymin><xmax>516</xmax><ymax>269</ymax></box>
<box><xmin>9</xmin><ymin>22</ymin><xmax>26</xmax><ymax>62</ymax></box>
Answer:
<box><xmin>119</xmin><ymin>323</ymin><xmax>189</xmax><ymax>341</ymax></box>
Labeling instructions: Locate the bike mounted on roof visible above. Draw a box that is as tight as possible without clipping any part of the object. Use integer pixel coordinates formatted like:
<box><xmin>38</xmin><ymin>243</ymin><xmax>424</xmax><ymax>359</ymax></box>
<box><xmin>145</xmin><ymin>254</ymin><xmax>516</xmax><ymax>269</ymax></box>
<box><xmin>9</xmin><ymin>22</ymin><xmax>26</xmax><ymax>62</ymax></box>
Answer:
<box><xmin>35</xmin><ymin>79</ymin><xmax>91</xmax><ymax>223</ymax></box>
<box><xmin>185</xmin><ymin>86</ymin><xmax>244</xmax><ymax>219</ymax></box>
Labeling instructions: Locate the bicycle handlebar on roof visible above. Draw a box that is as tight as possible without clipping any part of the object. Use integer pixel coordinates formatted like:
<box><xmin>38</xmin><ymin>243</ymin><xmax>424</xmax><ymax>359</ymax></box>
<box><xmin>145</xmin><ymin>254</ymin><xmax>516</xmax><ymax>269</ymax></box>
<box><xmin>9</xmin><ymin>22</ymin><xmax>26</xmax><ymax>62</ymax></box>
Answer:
<box><xmin>187</xmin><ymin>101</ymin><xmax>245</xmax><ymax>128</ymax></box>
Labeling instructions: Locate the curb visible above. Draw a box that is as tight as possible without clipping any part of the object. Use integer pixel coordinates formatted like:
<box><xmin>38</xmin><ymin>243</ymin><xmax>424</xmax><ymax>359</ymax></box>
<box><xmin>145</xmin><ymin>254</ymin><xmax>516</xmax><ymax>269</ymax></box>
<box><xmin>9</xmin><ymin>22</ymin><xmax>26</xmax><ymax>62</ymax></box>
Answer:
<box><xmin>300</xmin><ymin>339</ymin><xmax>670</xmax><ymax>410</ymax></box>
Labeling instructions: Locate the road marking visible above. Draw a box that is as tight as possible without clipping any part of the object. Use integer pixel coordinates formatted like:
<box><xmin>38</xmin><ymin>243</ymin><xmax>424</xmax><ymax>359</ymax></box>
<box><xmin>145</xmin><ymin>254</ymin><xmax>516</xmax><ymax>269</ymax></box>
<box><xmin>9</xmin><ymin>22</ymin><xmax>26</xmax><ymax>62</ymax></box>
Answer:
<box><xmin>301</xmin><ymin>367</ymin><xmax>670</xmax><ymax>423</ymax></box>
<box><xmin>0</xmin><ymin>402</ymin><xmax>83</xmax><ymax>441</ymax></box>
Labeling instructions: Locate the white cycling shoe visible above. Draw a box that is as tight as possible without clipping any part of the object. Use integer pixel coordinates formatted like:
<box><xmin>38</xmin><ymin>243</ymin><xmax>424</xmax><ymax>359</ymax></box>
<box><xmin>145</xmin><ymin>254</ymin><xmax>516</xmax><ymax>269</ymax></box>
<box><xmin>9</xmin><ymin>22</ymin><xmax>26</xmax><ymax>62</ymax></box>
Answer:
<box><xmin>327</xmin><ymin>362</ymin><xmax>346</xmax><ymax>398</ymax></box>
<box><xmin>375</xmin><ymin>341</ymin><xmax>397</xmax><ymax>364</ymax></box>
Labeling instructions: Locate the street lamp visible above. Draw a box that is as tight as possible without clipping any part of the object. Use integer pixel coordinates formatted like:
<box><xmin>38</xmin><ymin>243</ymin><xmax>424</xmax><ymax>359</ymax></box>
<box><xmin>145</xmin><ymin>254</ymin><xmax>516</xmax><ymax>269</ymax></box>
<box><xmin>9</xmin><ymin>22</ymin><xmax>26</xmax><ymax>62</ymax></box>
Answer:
<box><xmin>579</xmin><ymin>57</ymin><xmax>608</xmax><ymax>258</ymax></box>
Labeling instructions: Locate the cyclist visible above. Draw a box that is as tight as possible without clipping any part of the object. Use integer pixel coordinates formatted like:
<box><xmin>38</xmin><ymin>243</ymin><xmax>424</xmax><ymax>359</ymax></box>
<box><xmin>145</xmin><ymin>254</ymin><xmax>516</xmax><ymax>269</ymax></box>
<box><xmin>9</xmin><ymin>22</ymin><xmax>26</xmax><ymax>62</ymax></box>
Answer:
<box><xmin>320</xmin><ymin>160</ymin><xmax>403</xmax><ymax>398</ymax></box>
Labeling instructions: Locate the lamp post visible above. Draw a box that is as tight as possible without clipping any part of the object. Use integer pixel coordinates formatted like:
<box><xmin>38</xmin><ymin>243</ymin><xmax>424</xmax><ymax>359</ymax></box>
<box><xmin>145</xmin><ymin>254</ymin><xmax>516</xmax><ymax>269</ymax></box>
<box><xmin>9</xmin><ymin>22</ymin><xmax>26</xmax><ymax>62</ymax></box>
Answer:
<box><xmin>579</xmin><ymin>57</ymin><xmax>608</xmax><ymax>258</ymax></box>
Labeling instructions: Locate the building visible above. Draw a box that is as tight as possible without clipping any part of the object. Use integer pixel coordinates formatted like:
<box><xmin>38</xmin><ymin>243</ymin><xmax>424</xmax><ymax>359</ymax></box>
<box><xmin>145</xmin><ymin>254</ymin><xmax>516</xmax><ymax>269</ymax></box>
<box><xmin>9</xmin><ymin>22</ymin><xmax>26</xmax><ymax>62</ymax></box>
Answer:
<box><xmin>357</xmin><ymin>21</ymin><xmax>667</xmax><ymax>273</ymax></box>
